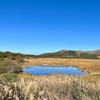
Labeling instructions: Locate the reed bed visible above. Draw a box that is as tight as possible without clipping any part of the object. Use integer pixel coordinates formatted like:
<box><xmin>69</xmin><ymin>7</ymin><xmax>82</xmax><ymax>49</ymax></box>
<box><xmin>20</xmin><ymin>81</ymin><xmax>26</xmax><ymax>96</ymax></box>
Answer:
<box><xmin>0</xmin><ymin>75</ymin><xmax>100</xmax><ymax>100</ymax></box>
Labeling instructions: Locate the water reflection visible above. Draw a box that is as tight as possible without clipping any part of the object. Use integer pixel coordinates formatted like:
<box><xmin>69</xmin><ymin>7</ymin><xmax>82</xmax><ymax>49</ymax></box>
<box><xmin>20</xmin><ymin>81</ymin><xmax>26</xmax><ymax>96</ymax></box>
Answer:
<box><xmin>23</xmin><ymin>66</ymin><xmax>86</xmax><ymax>76</ymax></box>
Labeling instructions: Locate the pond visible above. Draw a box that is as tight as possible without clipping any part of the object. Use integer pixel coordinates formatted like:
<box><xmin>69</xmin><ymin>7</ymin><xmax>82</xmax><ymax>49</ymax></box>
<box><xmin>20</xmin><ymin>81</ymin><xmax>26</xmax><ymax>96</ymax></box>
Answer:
<box><xmin>23</xmin><ymin>66</ymin><xmax>86</xmax><ymax>76</ymax></box>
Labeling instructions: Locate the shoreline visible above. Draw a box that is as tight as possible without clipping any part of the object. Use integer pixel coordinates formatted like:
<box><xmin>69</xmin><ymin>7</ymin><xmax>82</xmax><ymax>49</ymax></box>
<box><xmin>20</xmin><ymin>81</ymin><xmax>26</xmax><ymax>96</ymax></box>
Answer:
<box><xmin>23</xmin><ymin>58</ymin><xmax>100</xmax><ymax>74</ymax></box>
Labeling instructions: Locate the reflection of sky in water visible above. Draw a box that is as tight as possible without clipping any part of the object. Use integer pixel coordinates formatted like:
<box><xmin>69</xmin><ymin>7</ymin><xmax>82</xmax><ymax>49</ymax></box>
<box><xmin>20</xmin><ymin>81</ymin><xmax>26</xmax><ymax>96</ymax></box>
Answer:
<box><xmin>24</xmin><ymin>66</ymin><xmax>86</xmax><ymax>76</ymax></box>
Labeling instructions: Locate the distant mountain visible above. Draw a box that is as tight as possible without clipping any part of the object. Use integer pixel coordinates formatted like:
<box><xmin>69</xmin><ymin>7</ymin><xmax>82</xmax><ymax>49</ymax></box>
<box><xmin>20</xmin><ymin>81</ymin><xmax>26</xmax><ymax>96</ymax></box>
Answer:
<box><xmin>39</xmin><ymin>50</ymin><xmax>77</xmax><ymax>57</ymax></box>
<box><xmin>76</xmin><ymin>50</ymin><xmax>100</xmax><ymax>55</ymax></box>
<box><xmin>0</xmin><ymin>50</ymin><xmax>100</xmax><ymax>59</ymax></box>
<box><xmin>38</xmin><ymin>50</ymin><xmax>100</xmax><ymax>59</ymax></box>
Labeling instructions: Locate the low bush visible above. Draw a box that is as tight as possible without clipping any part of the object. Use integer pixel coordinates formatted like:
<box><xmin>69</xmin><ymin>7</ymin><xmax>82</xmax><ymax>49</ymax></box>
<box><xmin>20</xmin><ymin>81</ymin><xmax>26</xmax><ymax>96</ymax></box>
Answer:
<box><xmin>0</xmin><ymin>59</ymin><xmax>23</xmax><ymax>74</ymax></box>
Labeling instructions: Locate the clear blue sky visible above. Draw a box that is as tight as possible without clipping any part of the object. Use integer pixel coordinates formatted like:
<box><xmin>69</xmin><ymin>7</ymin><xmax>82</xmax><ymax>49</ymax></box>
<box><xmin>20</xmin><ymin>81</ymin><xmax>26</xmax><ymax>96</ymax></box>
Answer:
<box><xmin>0</xmin><ymin>0</ymin><xmax>100</xmax><ymax>54</ymax></box>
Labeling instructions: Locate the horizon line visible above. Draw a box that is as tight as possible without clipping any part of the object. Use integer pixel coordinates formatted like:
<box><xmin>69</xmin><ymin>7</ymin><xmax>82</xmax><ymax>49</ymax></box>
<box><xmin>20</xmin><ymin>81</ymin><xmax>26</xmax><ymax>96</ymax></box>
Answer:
<box><xmin>0</xmin><ymin>49</ymin><xmax>100</xmax><ymax>55</ymax></box>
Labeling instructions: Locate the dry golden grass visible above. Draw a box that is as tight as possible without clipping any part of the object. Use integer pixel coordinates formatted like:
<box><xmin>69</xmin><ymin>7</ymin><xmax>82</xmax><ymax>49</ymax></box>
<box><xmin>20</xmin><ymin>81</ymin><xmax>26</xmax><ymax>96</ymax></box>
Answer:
<box><xmin>24</xmin><ymin>58</ymin><xmax>100</xmax><ymax>73</ymax></box>
<box><xmin>0</xmin><ymin>57</ymin><xmax>100</xmax><ymax>100</ymax></box>
<box><xmin>0</xmin><ymin>75</ymin><xmax>100</xmax><ymax>100</ymax></box>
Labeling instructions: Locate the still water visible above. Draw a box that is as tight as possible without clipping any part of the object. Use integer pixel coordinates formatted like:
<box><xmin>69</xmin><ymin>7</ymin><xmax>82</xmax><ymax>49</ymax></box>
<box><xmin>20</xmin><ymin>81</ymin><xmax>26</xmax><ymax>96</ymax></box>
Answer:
<box><xmin>23</xmin><ymin>66</ymin><xmax>86</xmax><ymax>76</ymax></box>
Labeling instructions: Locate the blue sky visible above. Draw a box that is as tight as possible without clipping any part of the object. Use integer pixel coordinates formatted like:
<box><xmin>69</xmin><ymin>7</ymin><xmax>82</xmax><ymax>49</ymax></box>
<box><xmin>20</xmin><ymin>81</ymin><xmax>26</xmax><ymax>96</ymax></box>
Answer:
<box><xmin>0</xmin><ymin>0</ymin><xmax>100</xmax><ymax>54</ymax></box>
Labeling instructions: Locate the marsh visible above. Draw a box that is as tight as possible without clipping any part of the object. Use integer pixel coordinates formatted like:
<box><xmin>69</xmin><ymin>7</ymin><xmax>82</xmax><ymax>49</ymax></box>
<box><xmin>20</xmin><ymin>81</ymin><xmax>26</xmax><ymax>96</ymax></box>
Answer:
<box><xmin>23</xmin><ymin>66</ymin><xmax>86</xmax><ymax>76</ymax></box>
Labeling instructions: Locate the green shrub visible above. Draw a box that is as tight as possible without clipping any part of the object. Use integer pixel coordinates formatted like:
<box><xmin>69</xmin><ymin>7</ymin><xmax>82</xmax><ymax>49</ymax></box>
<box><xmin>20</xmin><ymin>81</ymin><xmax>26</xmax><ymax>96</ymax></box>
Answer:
<box><xmin>1</xmin><ymin>73</ymin><xmax>18</xmax><ymax>82</ymax></box>
<box><xmin>0</xmin><ymin>59</ymin><xmax>23</xmax><ymax>74</ymax></box>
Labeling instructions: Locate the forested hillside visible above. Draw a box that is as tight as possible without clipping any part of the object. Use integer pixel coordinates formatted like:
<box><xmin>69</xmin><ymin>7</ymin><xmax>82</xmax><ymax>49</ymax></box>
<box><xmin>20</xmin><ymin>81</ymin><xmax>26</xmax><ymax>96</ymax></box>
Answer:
<box><xmin>39</xmin><ymin>50</ymin><xmax>100</xmax><ymax>59</ymax></box>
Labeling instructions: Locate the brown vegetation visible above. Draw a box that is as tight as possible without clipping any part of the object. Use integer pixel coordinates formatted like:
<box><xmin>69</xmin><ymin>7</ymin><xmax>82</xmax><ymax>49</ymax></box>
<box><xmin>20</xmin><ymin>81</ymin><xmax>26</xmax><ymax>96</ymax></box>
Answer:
<box><xmin>0</xmin><ymin>75</ymin><xmax>100</xmax><ymax>100</ymax></box>
<box><xmin>0</xmin><ymin>58</ymin><xmax>100</xmax><ymax>100</ymax></box>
